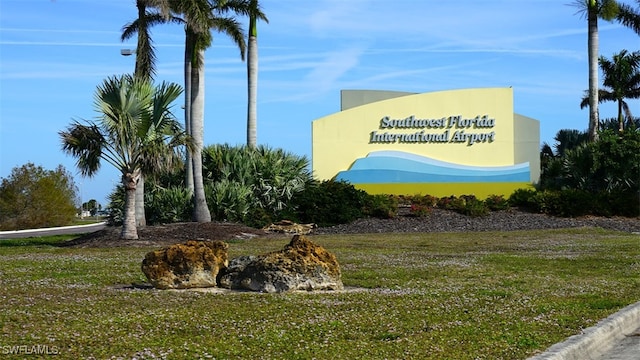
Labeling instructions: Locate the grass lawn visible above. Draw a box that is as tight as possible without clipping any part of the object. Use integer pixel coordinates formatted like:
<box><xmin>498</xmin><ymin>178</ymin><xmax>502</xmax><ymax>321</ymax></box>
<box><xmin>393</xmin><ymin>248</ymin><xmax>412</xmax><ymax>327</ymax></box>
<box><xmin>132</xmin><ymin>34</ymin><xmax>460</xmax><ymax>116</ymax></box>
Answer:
<box><xmin>1</xmin><ymin>228</ymin><xmax>639</xmax><ymax>359</ymax></box>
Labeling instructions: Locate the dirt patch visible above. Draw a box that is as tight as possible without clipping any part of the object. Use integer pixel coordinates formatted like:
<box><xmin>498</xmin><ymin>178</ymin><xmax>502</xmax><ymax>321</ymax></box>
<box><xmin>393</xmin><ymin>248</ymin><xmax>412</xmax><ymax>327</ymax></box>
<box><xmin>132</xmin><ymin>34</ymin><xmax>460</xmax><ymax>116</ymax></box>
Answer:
<box><xmin>60</xmin><ymin>221</ymin><xmax>282</xmax><ymax>248</ymax></box>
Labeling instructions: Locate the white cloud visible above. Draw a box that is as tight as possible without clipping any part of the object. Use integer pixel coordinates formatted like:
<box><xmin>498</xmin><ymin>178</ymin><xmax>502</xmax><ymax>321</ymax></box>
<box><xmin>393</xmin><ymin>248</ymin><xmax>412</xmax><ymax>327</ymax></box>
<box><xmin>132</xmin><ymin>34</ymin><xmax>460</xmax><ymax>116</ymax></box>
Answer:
<box><xmin>304</xmin><ymin>46</ymin><xmax>364</xmax><ymax>93</ymax></box>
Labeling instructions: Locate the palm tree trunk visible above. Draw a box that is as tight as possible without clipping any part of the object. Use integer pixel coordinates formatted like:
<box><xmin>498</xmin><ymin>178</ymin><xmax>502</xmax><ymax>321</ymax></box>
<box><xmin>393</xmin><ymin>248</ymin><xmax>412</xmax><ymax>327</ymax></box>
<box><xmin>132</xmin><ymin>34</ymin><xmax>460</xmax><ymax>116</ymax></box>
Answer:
<box><xmin>618</xmin><ymin>100</ymin><xmax>624</xmax><ymax>133</ymax></box>
<box><xmin>184</xmin><ymin>32</ymin><xmax>195</xmax><ymax>193</ymax></box>
<box><xmin>121</xmin><ymin>171</ymin><xmax>140</xmax><ymax>240</ymax></box>
<box><xmin>587</xmin><ymin>2</ymin><xmax>600</xmax><ymax>142</ymax></box>
<box><xmin>246</xmin><ymin>26</ymin><xmax>258</xmax><ymax>148</ymax></box>
<box><xmin>135</xmin><ymin>174</ymin><xmax>146</xmax><ymax>227</ymax></box>
<box><xmin>191</xmin><ymin>48</ymin><xmax>211</xmax><ymax>222</ymax></box>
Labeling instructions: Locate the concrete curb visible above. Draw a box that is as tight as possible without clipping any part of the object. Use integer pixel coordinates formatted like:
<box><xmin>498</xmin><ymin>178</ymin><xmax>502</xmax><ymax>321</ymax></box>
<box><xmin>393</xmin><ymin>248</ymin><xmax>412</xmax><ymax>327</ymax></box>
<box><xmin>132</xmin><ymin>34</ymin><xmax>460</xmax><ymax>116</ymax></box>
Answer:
<box><xmin>0</xmin><ymin>222</ymin><xmax>107</xmax><ymax>239</ymax></box>
<box><xmin>527</xmin><ymin>300</ymin><xmax>640</xmax><ymax>360</ymax></box>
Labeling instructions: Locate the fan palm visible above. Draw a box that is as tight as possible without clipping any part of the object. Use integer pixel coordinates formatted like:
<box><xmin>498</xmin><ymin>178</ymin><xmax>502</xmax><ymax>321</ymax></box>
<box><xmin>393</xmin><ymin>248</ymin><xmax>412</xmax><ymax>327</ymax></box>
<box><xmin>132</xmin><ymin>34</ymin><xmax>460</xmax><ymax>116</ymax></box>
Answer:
<box><xmin>580</xmin><ymin>50</ymin><xmax>640</xmax><ymax>132</ymax></box>
<box><xmin>59</xmin><ymin>75</ymin><xmax>189</xmax><ymax>239</ymax></box>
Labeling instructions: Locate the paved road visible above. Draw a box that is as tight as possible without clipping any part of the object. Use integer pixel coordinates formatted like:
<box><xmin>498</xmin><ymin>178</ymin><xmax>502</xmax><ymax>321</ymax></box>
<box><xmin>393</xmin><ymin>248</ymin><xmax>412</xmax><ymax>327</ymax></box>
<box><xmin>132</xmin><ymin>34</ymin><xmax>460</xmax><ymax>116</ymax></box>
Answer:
<box><xmin>594</xmin><ymin>325</ymin><xmax>640</xmax><ymax>360</ymax></box>
<box><xmin>0</xmin><ymin>222</ymin><xmax>107</xmax><ymax>239</ymax></box>
<box><xmin>529</xmin><ymin>302</ymin><xmax>640</xmax><ymax>360</ymax></box>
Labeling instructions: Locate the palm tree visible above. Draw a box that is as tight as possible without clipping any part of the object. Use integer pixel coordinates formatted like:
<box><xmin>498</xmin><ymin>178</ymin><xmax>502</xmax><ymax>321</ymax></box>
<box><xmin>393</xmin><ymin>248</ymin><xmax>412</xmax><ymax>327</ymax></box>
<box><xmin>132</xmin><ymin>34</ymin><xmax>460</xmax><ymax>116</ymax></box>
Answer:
<box><xmin>170</xmin><ymin>0</ymin><xmax>247</xmax><ymax>222</ymax></box>
<box><xmin>616</xmin><ymin>0</ymin><xmax>640</xmax><ymax>35</ymax></box>
<box><xmin>59</xmin><ymin>75</ymin><xmax>189</xmax><ymax>239</ymax></box>
<box><xmin>245</xmin><ymin>0</ymin><xmax>268</xmax><ymax>148</ymax></box>
<box><xmin>121</xmin><ymin>1</ymin><xmax>183</xmax><ymax>228</ymax></box>
<box><xmin>121</xmin><ymin>1</ymin><xmax>169</xmax><ymax>82</ymax></box>
<box><xmin>121</xmin><ymin>0</ymin><xmax>178</xmax><ymax>228</ymax></box>
<box><xmin>553</xmin><ymin>129</ymin><xmax>589</xmax><ymax>157</ymax></box>
<box><xmin>580</xmin><ymin>50</ymin><xmax>640</xmax><ymax>132</ymax></box>
<box><xmin>573</xmin><ymin>0</ymin><xmax>620</xmax><ymax>141</ymax></box>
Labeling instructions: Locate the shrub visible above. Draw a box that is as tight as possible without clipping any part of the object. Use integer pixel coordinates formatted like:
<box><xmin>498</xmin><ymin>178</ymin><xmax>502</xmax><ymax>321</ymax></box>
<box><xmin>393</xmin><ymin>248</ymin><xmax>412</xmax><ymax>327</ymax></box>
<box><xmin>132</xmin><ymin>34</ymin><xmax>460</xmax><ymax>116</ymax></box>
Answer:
<box><xmin>437</xmin><ymin>195</ymin><xmax>489</xmax><ymax>217</ymax></box>
<box><xmin>206</xmin><ymin>180</ymin><xmax>253</xmax><ymax>222</ymax></box>
<box><xmin>484</xmin><ymin>194</ymin><xmax>510</xmax><ymax>211</ymax></box>
<box><xmin>145</xmin><ymin>186</ymin><xmax>192</xmax><ymax>225</ymax></box>
<box><xmin>436</xmin><ymin>195</ymin><xmax>456</xmax><ymax>209</ymax></box>
<box><xmin>363</xmin><ymin>194</ymin><xmax>398</xmax><ymax>219</ymax></box>
<box><xmin>0</xmin><ymin>163</ymin><xmax>78</xmax><ymax>230</ymax></box>
<box><xmin>409</xmin><ymin>203</ymin><xmax>432</xmax><ymax>217</ymax></box>
<box><xmin>286</xmin><ymin>180</ymin><xmax>368</xmax><ymax>227</ymax></box>
<box><xmin>410</xmin><ymin>194</ymin><xmax>439</xmax><ymax>207</ymax></box>
<box><xmin>539</xmin><ymin>130</ymin><xmax>640</xmax><ymax>194</ymax></box>
<box><xmin>531</xmin><ymin>190</ymin><xmax>592</xmax><ymax>217</ymax></box>
<box><xmin>106</xmin><ymin>186</ymin><xmax>124</xmax><ymax>226</ymax></box>
<box><xmin>509</xmin><ymin>188</ymin><xmax>538</xmax><ymax>210</ymax></box>
<box><xmin>203</xmin><ymin>144</ymin><xmax>312</xmax><ymax>223</ymax></box>
<box><xmin>459</xmin><ymin>195</ymin><xmax>490</xmax><ymax>217</ymax></box>
<box><xmin>601</xmin><ymin>191</ymin><xmax>640</xmax><ymax>217</ymax></box>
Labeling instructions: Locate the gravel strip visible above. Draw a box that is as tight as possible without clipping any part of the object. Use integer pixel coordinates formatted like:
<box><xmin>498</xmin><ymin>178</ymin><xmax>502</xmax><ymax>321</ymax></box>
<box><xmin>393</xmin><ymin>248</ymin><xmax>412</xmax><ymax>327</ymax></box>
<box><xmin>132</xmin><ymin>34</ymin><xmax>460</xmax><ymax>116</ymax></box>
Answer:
<box><xmin>315</xmin><ymin>209</ymin><xmax>640</xmax><ymax>235</ymax></box>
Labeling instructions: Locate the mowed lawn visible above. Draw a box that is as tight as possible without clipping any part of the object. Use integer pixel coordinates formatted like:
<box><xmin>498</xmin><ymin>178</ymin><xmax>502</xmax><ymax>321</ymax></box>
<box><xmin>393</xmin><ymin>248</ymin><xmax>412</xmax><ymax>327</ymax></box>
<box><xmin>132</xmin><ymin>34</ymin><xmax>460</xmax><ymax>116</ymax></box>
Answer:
<box><xmin>1</xmin><ymin>228</ymin><xmax>639</xmax><ymax>359</ymax></box>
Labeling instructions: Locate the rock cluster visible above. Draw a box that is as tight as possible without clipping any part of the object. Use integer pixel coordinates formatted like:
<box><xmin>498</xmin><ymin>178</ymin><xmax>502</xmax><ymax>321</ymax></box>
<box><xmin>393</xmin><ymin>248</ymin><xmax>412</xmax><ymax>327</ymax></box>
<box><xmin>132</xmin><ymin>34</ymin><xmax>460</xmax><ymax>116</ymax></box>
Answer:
<box><xmin>141</xmin><ymin>235</ymin><xmax>343</xmax><ymax>293</ymax></box>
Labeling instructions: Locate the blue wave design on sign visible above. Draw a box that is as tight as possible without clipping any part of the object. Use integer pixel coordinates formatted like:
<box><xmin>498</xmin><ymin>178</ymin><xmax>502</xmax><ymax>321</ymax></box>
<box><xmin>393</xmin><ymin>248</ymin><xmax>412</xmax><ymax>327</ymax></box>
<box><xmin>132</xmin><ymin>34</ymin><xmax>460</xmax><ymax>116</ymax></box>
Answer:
<box><xmin>335</xmin><ymin>151</ymin><xmax>530</xmax><ymax>184</ymax></box>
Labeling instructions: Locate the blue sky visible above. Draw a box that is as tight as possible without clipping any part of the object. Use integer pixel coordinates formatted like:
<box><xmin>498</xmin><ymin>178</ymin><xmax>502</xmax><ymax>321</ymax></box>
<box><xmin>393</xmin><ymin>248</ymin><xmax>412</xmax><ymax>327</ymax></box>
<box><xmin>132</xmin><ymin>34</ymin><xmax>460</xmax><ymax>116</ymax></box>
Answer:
<box><xmin>1</xmin><ymin>0</ymin><xmax>638</xmax><ymax>207</ymax></box>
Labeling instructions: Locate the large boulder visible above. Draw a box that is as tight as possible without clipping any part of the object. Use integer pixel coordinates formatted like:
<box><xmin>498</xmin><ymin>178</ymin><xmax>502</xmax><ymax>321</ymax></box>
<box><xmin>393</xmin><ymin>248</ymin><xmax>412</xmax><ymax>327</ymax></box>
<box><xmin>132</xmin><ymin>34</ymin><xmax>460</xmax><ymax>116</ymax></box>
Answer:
<box><xmin>218</xmin><ymin>235</ymin><xmax>343</xmax><ymax>293</ymax></box>
<box><xmin>141</xmin><ymin>240</ymin><xmax>228</xmax><ymax>289</ymax></box>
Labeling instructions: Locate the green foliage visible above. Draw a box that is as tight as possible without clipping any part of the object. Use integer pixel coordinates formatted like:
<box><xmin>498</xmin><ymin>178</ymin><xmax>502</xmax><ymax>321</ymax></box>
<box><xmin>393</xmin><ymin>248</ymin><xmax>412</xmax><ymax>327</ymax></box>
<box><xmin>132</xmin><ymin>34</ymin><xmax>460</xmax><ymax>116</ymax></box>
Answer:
<box><xmin>104</xmin><ymin>145</ymin><xmax>313</xmax><ymax>226</ymax></box>
<box><xmin>528</xmin><ymin>189</ymin><xmax>639</xmax><ymax>218</ymax></box>
<box><xmin>286</xmin><ymin>180</ymin><xmax>369</xmax><ymax>227</ymax></box>
<box><xmin>485</xmin><ymin>194</ymin><xmax>510</xmax><ymax>211</ymax></box>
<box><xmin>436</xmin><ymin>195</ymin><xmax>490</xmax><ymax>217</ymax></box>
<box><xmin>540</xmin><ymin>130</ymin><xmax>640</xmax><ymax>194</ymax></box>
<box><xmin>530</xmin><ymin>190</ymin><xmax>593</xmax><ymax>217</ymax></box>
<box><xmin>508</xmin><ymin>188</ymin><xmax>538</xmax><ymax>209</ymax></box>
<box><xmin>405</xmin><ymin>194</ymin><xmax>439</xmax><ymax>207</ymax></box>
<box><xmin>0</xmin><ymin>163</ymin><xmax>78</xmax><ymax>230</ymax></box>
<box><xmin>458</xmin><ymin>195</ymin><xmax>490</xmax><ymax>217</ymax></box>
<box><xmin>363</xmin><ymin>194</ymin><xmax>398</xmax><ymax>219</ymax></box>
<box><xmin>600</xmin><ymin>191</ymin><xmax>640</xmax><ymax>217</ymax></box>
<box><xmin>145</xmin><ymin>186</ymin><xmax>193</xmax><ymax>224</ymax></box>
<box><xmin>106</xmin><ymin>185</ymin><xmax>125</xmax><ymax>226</ymax></box>
<box><xmin>409</xmin><ymin>203</ymin><xmax>432</xmax><ymax>217</ymax></box>
<box><xmin>82</xmin><ymin>199</ymin><xmax>101</xmax><ymax>215</ymax></box>
<box><xmin>203</xmin><ymin>144</ymin><xmax>312</xmax><ymax>223</ymax></box>
<box><xmin>593</xmin><ymin>130</ymin><xmax>640</xmax><ymax>192</ymax></box>
<box><xmin>535</xmin><ymin>129</ymin><xmax>640</xmax><ymax>217</ymax></box>
<box><xmin>206</xmin><ymin>180</ymin><xmax>253</xmax><ymax>223</ymax></box>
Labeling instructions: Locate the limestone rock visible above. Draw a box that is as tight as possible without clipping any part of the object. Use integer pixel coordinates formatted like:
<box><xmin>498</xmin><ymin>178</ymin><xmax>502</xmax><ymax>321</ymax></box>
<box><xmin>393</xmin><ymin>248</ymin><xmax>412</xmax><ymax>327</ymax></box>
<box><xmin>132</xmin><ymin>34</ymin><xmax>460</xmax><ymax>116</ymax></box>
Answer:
<box><xmin>218</xmin><ymin>235</ymin><xmax>343</xmax><ymax>293</ymax></box>
<box><xmin>262</xmin><ymin>220</ymin><xmax>317</xmax><ymax>235</ymax></box>
<box><xmin>141</xmin><ymin>240</ymin><xmax>229</xmax><ymax>289</ymax></box>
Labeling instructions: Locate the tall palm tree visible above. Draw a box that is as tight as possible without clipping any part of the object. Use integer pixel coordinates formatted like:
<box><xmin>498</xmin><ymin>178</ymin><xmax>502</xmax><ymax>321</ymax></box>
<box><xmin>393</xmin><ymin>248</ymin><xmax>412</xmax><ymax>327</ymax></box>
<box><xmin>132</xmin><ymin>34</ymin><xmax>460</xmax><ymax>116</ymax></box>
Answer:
<box><xmin>616</xmin><ymin>0</ymin><xmax>640</xmax><ymax>35</ymax></box>
<box><xmin>121</xmin><ymin>1</ymin><xmax>167</xmax><ymax>82</ymax></box>
<box><xmin>59</xmin><ymin>75</ymin><xmax>189</xmax><ymax>239</ymax></box>
<box><xmin>580</xmin><ymin>50</ymin><xmax>640</xmax><ymax>132</ymax></box>
<box><xmin>170</xmin><ymin>0</ymin><xmax>247</xmax><ymax>222</ymax></box>
<box><xmin>573</xmin><ymin>0</ymin><xmax>620</xmax><ymax>142</ymax></box>
<box><xmin>246</xmin><ymin>0</ymin><xmax>268</xmax><ymax>148</ymax></box>
<box><xmin>121</xmin><ymin>0</ymin><xmax>177</xmax><ymax>228</ymax></box>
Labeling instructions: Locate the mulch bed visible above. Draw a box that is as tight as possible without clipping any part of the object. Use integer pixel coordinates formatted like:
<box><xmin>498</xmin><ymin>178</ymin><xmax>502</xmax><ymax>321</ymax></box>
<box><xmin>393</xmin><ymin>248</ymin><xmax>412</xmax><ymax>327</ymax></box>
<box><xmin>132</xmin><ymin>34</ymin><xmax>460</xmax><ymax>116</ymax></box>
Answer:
<box><xmin>60</xmin><ymin>208</ymin><xmax>640</xmax><ymax>248</ymax></box>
